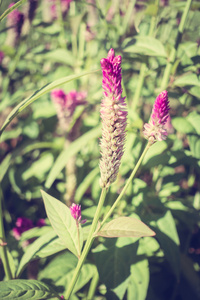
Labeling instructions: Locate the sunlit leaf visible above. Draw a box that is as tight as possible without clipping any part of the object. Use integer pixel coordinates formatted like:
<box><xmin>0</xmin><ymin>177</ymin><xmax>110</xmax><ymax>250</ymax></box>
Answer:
<box><xmin>97</xmin><ymin>217</ymin><xmax>155</xmax><ymax>238</ymax></box>
<box><xmin>41</xmin><ymin>190</ymin><xmax>83</xmax><ymax>257</ymax></box>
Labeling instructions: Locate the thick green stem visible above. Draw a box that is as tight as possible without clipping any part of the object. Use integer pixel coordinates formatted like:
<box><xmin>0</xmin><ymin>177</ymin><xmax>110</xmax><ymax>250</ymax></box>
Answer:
<box><xmin>0</xmin><ymin>187</ymin><xmax>12</xmax><ymax>280</ymax></box>
<box><xmin>64</xmin><ymin>188</ymin><xmax>107</xmax><ymax>299</ymax></box>
<box><xmin>100</xmin><ymin>142</ymin><xmax>151</xmax><ymax>228</ymax></box>
<box><xmin>160</xmin><ymin>0</ymin><xmax>192</xmax><ymax>90</ymax></box>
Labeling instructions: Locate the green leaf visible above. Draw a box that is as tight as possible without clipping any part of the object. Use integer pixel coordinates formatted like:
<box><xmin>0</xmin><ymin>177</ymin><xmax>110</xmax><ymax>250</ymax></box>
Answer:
<box><xmin>173</xmin><ymin>73</ymin><xmax>200</xmax><ymax>87</ymax></box>
<box><xmin>127</xmin><ymin>258</ymin><xmax>149</xmax><ymax>300</ymax></box>
<box><xmin>41</xmin><ymin>190</ymin><xmax>83</xmax><ymax>257</ymax></box>
<box><xmin>97</xmin><ymin>217</ymin><xmax>155</xmax><ymax>238</ymax></box>
<box><xmin>151</xmin><ymin>211</ymin><xmax>180</xmax><ymax>279</ymax></box>
<box><xmin>22</xmin><ymin>153</ymin><xmax>54</xmax><ymax>181</ymax></box>
<box><xmin>38</xmin><ymin>252</ymin><xmax>95</xmax><ymax>296</ymax></box>
<box><xmin>123</xmin><ymin>36</ymin><xmax>167</xmax><ymax>57</ymax></box>
<box><xmin>188</xmin><ymin>134</ymin><xmax>200</xmax><ymax>159</ymax></box>
<box><xmin>187</xmin><ymin>112</ymin><xmax>200</xmax><ymax>135</ymax></box>
<box><xmin>17</xmin><ymin>229</ymin><xmax>66</xmax><ymax>277</ymax></box>
<box><xmin>142</xmin><ymin>141</ymin><xmax>170</xmax><ymax>168</ymax></box>
<box><xmin>45</xmin><ymin>126</ymin><xmax>101</xmax><ymax>188</ymax></box>
<box><xmin>93</xmin><ymin>237</ymin><xmax>139</xmax><ymax>300</ymax></box>
<box><xmin>0</xmin><ymin>279</ymin><xmax>59</xmax><ymax>299</ymax></box>
<box><xmin>0</xmin><ymin>70</ymin><xmax>98</xmax><ymax>137</ymax></box>
<box><xmin>172</xmin><ymin>117</ymin><xmax>196</xmax><ymax>134</ymax></box>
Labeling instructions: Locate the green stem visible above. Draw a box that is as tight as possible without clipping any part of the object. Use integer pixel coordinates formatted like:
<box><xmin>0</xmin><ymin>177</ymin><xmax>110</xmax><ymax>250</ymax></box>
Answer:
<box><xmin>160</xmin><ymin>0</ymin><xmax>192</xmax><ymax>90</ymax></box>
<box><xmin>131</xmin><ymin>0</ymin><xmax>159</xmax><ymax>111</ymax></box>
<box><xmin>87</xmin><ymin>267</ymin><xmax>99</xmax><ymax>300</ymax></box>
<box><xmin>100</xmin><ymin>142</ymin><xmax>151</xmax><ymax>228</ymax></box>
<box><xmin>0</xmin><ymin>187</ymin><xmax>12</xmax><ymax>280</ymax></box>
<box><xmin>64</xmin><ymin>188</ymin><xmax>107</xmax><ymax>299</ymax></box>
<box><xmin>56</xmin><ymin>0</ymin><xmax>66</xmax><ymax>49</ymax></box>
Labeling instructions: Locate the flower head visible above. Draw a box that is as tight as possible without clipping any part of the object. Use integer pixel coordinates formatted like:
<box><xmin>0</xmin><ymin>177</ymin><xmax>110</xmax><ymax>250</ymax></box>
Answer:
<box><xmin>143</xmin><ymin>90</ymin><xmax>170</xmax><ymax>143</ymax></box>
<box><xmin>70</xmin><ymin>203</ymin><xmax>87</xmax><ymax>224</ymax></box>
<box><xmin>99</xmin><ymin>48</ymin><xmax>127</xmax><ymax>188</ymax></box>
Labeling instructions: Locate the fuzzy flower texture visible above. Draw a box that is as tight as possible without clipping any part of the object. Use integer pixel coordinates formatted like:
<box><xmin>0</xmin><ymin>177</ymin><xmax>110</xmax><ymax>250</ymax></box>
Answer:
<box><xmin>99</xmin><ymin>49</ymin><xmax>127</xmax><ymax>188</ymax></box>
<box><xmin>70</xmin><ymin>204</ymin><xmax>87</xmax><ymax>224</ymax></box>
<box><xmin>143</xmin><ymin>90</ymin><xmax>170</xmax><ymax>144</ymax></box>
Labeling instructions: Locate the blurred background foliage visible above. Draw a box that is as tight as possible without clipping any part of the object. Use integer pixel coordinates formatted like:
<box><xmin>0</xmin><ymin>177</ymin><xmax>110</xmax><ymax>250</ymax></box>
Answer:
<box><xmin>0</xmin><ymin>0</ymin><xmax>200</xmax><ymax>299</ymax></box>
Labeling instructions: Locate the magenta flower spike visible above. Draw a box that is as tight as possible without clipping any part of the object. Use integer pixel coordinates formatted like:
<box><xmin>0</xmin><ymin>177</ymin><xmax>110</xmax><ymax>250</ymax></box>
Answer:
<box><xmin>70</xmin><ymin>203</ymin><xmax>87</xmax><ymax>224</ymax></box>
<box><xmin>99</xmin><ymin>48</ymin><xmax>127</xmax><ymax>188</ymax></box>
<box><xmin>143</xmin><ymin>90</ymin><xmax>170</xmax><ymax>143</ymax></box>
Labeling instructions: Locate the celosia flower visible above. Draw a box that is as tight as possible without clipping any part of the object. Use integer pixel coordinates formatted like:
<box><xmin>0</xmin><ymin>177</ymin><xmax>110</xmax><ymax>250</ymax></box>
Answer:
<box><xmin>70</xmin><ymin>203</ymin><xmax>87</xmax><ymax>224</ymax></box>
<box><xmin>51</xmin><ymin>89</ymin><xmax>87</xmax><ymax>130</ymax></box>
<box><xmin>99</xmin><ymin>48</ymin><xmax>127</xmax><ymax>188</ymax></box>
<box><xmin>143</xmin><ymin>90</ymin><xmax>170</xmax><ymax>143</ymax></box>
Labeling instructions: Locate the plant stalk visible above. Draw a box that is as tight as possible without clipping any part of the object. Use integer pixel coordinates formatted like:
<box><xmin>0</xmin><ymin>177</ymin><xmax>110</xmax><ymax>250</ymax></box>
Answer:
<box><xmin>64</xmin><ymin>188</ymin><xmax>107</xmax><ymax>299</ymax></box>
<box><xmin>0</xmin><ymin>186</ymin><xmax>12</xmax><ymax>280</ymax></box>
<box><xmin>100</xmin><ymin>141</ymin><xmax>151</xmax><ymax>228</ymax></box>
<box><xmin>131</xmin><ymin>0</ymin><xmax>159</xmax><ymax>111</ymax></box>
<box><xmin>160</xmin><ymin>0</ymin><xmax>192</xmax><ymax>90</ymax></box>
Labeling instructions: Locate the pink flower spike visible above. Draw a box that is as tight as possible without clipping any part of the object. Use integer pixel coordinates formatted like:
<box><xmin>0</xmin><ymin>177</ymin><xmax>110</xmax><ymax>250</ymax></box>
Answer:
<box><xmin>70</xmin><ymin>203</ymin><xmax>86</xmax><ymax>224</ymax></box>
<box><xmin>143</xmin><ymin>91</ymin><xmax>170</xmax><ymax>144</ymax></box>
<box><xmin>99</xmin><ymin>48</ymin><xmax>127</xmax><ymax>188</ymax></box>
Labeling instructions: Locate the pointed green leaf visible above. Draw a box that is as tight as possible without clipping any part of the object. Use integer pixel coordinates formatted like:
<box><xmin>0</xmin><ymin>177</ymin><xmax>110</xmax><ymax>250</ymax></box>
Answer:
<box><xmin>127</xmin><ymin>258</ymin><xmax>149</xmax><ymax>300</ymax></box>
<box><xmin>151</xmin><ymin>211</ymin><xmax>180</xmax><ymax>279</ymax></box>
<box><xmin>41</xmin><ymin>190</ymin><xmax>83</xmax><ymax>257</ymax></box>
<box><xmin>123</xmin><ymin>36</ymin><xmax>167</xmax><ymax>57</ymax></box>
<box><xmin>93</xmin><ymin>237</ymin><xmax>139</xmax><ymax>300</ymax></box>
<box><xmin>0</xmin><ymin>0</ymin><xmax>27</xmax><ymax>22</ymax></box>
<box><xmin>17</xmin><ymin>229</ymin><xmax>66</xmax><ymax>277</ymax></box>
<box><xmin>45</xmin><ymin>125</ymin><xmax>101</xmax><ymax>188</ymax></box>
<box><xmin>0</xmin><ymin>70</ymin><xmax>98</xmax><ymax>137</ymax></box>
<box><xmin>97</xmin><ymin>217</ymin><xmax>155</xmax><ymax>238</ymax></box>
<box><xmin>0</xmin><ymin>279</ymin><xmax>59</xmax><ymax>299</ymax></box>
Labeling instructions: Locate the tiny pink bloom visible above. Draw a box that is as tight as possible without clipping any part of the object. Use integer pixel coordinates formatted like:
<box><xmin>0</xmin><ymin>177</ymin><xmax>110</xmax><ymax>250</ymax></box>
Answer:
<box><xmin>143</xmin><ymin>90</ymin><xmax>170</xmax><ymax>143</ymax></box>
<box><xmin>70</xmin><ymin>203</ymin><xmax>87</xmax><ymax>224</ymax></box>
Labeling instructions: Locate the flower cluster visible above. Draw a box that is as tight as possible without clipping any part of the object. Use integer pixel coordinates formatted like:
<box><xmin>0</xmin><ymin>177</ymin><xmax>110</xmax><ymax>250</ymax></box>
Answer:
<box><xmin>99</xmin><ymin>48</ymin><xmax>127</xmax><ymax>188</ymax></box>
<box><xmin>70</xmin><ymin>204</ymin><xmax>87</xmax><ymax>224</ymax></box>
<box><xmin>51</xmin><ymin>89</ymin><xmax>87</xmax><ymax>130</ymax></box>
<box><xmin>143</xmin><ymin>90</ymin><xmax>170</xmax><ymax>144</ymax></box>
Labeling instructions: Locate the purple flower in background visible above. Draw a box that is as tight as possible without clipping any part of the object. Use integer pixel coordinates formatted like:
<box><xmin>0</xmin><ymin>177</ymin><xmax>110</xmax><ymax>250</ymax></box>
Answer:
<box><xmin>143</xmin><ymin>90</ymin><xmax>170</xmax><ymax>143</ymax></box>
<box><xmin>0</xmin><ymin>51</ymin><xmax>4</xmax><ymax>64</ymax></box>
<box><xmin>12</xmin><ymin>217</ymin><xmax>46</xmax><ymax>241</ymax></box>
<box><xmin>51</xmin><ymin>89</ymin><xmax>87</xmax><ymax>130</ymax></box>
<box><xmin>12</xmin><ymin>217</ymin><xmax>34</xmax><ymax>240</ymax></box>
<box><xmin>50</xmin><ymin>0</ymin><xmax>73</xmax><ymax>19</ymax></box>
<box><xmin>99</xmin><ymin>48</ymin><xmax>127</xmax><ymax>189</ymax></box>
<box><xmin>70</xmin><ymin>203</ymin><xmax>87</xmax><ymax>224</ymax></box>
<box><xmin>6</xmin><ymin>3</ymin><xmax>24</xmax><ymax>46</ymax></box>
